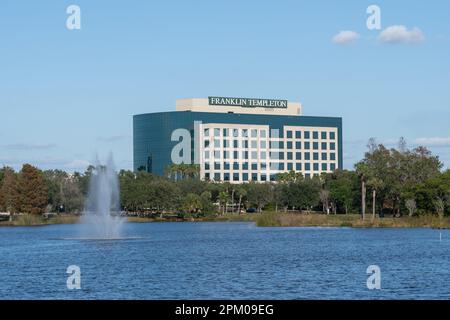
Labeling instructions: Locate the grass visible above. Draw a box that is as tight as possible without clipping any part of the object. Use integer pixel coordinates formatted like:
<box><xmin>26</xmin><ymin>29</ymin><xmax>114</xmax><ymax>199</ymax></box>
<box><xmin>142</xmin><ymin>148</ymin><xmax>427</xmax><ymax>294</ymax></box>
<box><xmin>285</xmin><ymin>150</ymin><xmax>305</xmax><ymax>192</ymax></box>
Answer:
<box><xmin>0</xmin><ymin>214</ymin><xmax>79</xmax><ymax>226</ymax></box>
<box><xmin>254</xmin><ymin>212</ymin><xmax>450</xmax><ymax>229</ymax></box>
<box><xmin>127</xmin><ymin>213</ymin><xmax>255</xmax><ymax>223</ymax></box>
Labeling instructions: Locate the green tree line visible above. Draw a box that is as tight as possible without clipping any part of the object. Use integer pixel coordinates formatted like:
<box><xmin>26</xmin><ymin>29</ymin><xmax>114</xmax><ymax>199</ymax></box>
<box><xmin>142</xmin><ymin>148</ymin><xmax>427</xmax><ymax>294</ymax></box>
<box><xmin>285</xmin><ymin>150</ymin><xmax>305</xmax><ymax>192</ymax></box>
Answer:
<box><xmin>1</xmin><ymin>138</ymin><xmax>449</xmax><ymax>219</ymax></box>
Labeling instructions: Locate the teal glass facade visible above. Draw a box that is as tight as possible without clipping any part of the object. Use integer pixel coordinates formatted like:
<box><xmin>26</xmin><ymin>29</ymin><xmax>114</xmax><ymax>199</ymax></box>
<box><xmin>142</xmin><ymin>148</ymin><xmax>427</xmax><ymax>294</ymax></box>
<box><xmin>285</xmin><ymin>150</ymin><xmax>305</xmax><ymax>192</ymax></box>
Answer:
<box><xmin>133</xmin><ymin>111</ymin><xmax>343</xmax><ymax>176</ymax></box>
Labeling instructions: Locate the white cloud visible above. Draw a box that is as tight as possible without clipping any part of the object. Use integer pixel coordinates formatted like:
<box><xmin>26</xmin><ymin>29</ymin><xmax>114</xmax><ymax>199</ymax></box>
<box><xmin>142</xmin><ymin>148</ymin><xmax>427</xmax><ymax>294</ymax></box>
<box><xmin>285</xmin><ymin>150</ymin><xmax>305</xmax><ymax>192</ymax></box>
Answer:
<box><xmin>2</xmin><ymin>143</ymin><xmax>57</xmax><ymax>150</ymax></box>
<box><xmin>332</xmin><ymin>31</ymin><xmax>360</xmax><ymax>44</ymax></box>
<box><xmin>97</xmin><ymin>135</ymin><xmax>130</xmax><ymax>143</ymax></box>
<box><xmin>64</xmin><ymin>159</ymin><xmax>91</xmax><ymax>170</ymax></box>
<box><xmin>378</xmin><ymin>25</ymin><xmax>425</xmax><ymax>44</ymax></box>
<box><xmin>413</xmin><ymin>137</ymin><xmax>450</xmax><ymax>147</ymax></box>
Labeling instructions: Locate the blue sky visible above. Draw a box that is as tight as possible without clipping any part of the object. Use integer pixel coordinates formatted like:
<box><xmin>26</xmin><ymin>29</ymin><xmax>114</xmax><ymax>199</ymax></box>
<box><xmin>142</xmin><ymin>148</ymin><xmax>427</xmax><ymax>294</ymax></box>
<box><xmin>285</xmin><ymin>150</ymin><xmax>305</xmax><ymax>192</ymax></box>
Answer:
<box><xmin>1</xmin><ymin>0</ymin><xmax>450</xmax><ymax>172</ymax></box>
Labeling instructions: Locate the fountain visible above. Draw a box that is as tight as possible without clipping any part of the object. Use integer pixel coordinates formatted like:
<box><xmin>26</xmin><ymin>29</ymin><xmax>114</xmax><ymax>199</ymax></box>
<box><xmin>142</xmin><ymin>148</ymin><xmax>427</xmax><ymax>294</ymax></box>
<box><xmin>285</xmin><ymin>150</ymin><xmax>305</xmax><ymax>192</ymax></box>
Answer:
<box><xmin>79</xmin><ymin>154</ymin><xmax>125</xmax><ymax>239</ymax></box>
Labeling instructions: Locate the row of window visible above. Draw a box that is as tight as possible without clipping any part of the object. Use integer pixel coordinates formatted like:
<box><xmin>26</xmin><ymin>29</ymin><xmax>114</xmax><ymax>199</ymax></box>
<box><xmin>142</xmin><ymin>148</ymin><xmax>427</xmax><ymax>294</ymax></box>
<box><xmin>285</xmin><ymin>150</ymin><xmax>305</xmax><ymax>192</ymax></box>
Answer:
<box><xmin>204</xmin><ymin>128</ymin><xmax>336</xmax><ymax>140</ymax></box>
<box><xmin>205</xmin><ymin>171</ymin><xmax>324</xmax><ymax>182</ymax></box>
<box><xmin>204</xmin><ymin>162</ymin><xmax>336</xmax><ymax>172</ymax></box>
<box><xmin>205</xmin><ymin>140</ymin><xmax>336</xmax><ymax>150</ymax></box>
<box><xmin>205</xmin><ymin>151</ymin><xmax>337</xmax><ymax>161</ymax></box>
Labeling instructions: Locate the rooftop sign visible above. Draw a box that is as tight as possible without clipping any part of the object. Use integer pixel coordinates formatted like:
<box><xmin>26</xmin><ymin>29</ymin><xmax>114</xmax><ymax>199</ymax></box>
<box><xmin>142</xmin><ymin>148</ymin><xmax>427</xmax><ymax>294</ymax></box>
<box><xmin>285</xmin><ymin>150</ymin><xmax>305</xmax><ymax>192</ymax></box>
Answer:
<box><xmin>208</xmin><ymin>96</ymin><xmax>288</xmax><ymax>108</ymax></box>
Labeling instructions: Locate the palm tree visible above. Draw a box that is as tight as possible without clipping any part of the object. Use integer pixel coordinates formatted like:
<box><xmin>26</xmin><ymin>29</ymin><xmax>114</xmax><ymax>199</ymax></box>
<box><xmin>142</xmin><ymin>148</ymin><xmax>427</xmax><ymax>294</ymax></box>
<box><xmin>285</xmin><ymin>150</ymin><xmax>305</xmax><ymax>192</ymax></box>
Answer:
<box><xmin>367</xmin><ymin>177</ymin><xmax>383</xmax><ymax>221</ymax></box>
<box><xmin>355</xmin><ymin>163</ymin><xmax>370</xmax><ymax>220</ymax></box>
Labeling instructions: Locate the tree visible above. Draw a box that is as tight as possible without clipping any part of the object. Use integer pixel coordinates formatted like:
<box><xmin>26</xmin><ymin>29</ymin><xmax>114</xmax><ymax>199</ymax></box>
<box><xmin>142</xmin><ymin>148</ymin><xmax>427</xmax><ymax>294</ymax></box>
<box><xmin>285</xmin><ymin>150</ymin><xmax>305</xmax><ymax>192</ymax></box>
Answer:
<box><xmin>405</xmin><ymin>199</ymin><xmax>417</xmax><ymax>217</ymax></box>
<box><xmin>355</xmin><ymin>162</ymin><xmax>369</xmax><ymax>220</ymax></box>
<box><xmin>434</xmin><ymin>198</ymin><xmax>445</xmax><ymax>218</ymax></box>
<box><xmin>182</xmin><ymin>193</ymin><xmax>202</xmax><ymax>214</ymax></box>
<box><xmin>319</xmin><ymin>189</ymin><xmax>330</xmax><ymax>214</ymax></box>
<box><xmin>367</xmin><ymin>177</ymin><xmax>383</xmax><ymax>220</ymax></box>
<box><xmin>18</xmin><ymin>164</ymin><xmax>48</xmax><ymax>214</ymax></box>
<box><xmin>246</xmin><ymin>182</ymin><xmax>272</xmax><ymax>213</ymax></box>
<box><xmin>0</xmin><ymin>167</ymin><xmax>20</xmax><ymax>220</ymax></box>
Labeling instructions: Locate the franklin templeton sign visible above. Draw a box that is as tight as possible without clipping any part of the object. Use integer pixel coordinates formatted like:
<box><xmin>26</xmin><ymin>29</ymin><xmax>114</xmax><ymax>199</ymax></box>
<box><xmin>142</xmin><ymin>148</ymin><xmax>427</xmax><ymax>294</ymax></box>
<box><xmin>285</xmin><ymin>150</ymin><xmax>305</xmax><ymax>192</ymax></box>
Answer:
<box><xmin>208</xmin><ymin>96</ymin><xmax>288</xmax><ymax>108</ymax></box>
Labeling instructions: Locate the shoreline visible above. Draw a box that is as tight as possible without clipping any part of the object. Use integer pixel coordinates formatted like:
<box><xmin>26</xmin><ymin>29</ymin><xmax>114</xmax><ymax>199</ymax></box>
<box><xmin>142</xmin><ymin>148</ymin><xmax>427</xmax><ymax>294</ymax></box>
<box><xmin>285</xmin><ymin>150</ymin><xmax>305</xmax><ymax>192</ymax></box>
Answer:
<box><xmin>1</xmin><ymin>212</ymin><xmax>449</xmax><ymax>229</ymax></box>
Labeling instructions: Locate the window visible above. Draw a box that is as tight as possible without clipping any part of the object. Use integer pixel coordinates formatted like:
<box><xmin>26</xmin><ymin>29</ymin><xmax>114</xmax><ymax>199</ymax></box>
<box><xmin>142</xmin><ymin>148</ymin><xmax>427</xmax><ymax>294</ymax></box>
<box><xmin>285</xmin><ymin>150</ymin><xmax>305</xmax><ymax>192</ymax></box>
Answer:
<box><xmin>330</xmin><ymin>132</ymin><xmax>336</xmax><ymax>140</ymax></box>
<box><xmin>224</xmin><ymin>140</ymin><xmax>230</xmax><ymax>148</ymax></box>
<box><xmin>330</xmin><ymin>142</ymin><xmax>336</xmax><ymax>150</ymax></box>
<box><xmin>279</xmin><ymin>163</ymin><xmax>285</xmax><ymax>170</ymax></box>
<box><xmin>205</xmin><ymin>173</ymin><xmax>210</xmax><ymax>180</ymax></box>
<box><xmin>304</xmin><ymin>131</ymin><xmax>310</xmax><ymax>139</ymax></box>
<box><xmin>287</xmin><ymin>152</ymin><xmax>293</xmax><ymax>160</ymax></box>
<box><xmin>242</xmin><ymin>173</ymin><xmax>249</xmax><ymax>181</ymax></box>
<box><xmin>242</xmin><ymin>129</ymin><xmax>248</xmax><ymax>137</ymax></box>
<box><xmin>233</xmin><ymin>129</ymin><xmax>239</xmax><ymax>137</ymax></box>
<box><xmin>233</xmin><ymin>173</ymin><xmax>239</xmax><ymax>181</ymax></box>
<box><xmin>214</xmin><ymin>128</ymin><xmax>220</xmax><ymax>137</ymax></box>
<box><xmin>270</xmin><ymin>174</ymin><xmax>276</xmax><ymax>181</ymax></box>
<box><xmin>214</xmin><ymin>151</ymin><xmax>220</xmax><ymax>159</ymax></box>
<box><xmin>214</xmin><ymin>139</ymin><xmax>220</xmax><ymax>148</ymax></box>
<box><xmin>223</xmin><ymin>151</ymin><xmax>229</xmax><ymax>159</ymax></box>
<box><xmin>260</xmin><ymin>141</ymin><xmax>266</xmax><ymax>148</ymax></box>
<box><xmin>204</xmin><ymin>128</ymin><xmax>209</xmax><ymax>136</ymax></box>
<box><xmin>330</xmin><ymin>153</ymin><xmax>336</xmax><ymax>161</ymax></box>
<box><xmin>251</xmin><ymin>140</ymin><xmax>257</xmax><ymax>148</ymax></box>
<box><xmin>204</xmin><ymin>140</ymin><xmax>210</xmax><ymax>148</ymax></box>
<box><xmin>296</xmin><ymin>163</ymin><xmax>302</xmax><ymax>171</ymax></box>
<box><xmin>287</xmin><ymin>141</ymin><xmax>293</xmax><ymax>149</ymax></box>
<box><xmin>251</xmin><ymin>129</ymin><xmax>257</xmax><ymax>138</ymax></box>
<box><xmin>233</xmin><ymin>151</ymin><xmax>238</xmax><ymax>159</ymax></box>
<box><xmin>204</xmin><ymin>163</ymin><xmax>210</xmax><ymax>170</ymax></box>
<box><xmin>295</xmin><ymin>131</ymin><xmax>301</xmax><ymax>139</ymax></box>
<box><xmin>304</xmin><ymin>152</ymin><xmax>310</xmax><ymax>160</ymax></box>
<box><xmin>223</xmin><ymin>128</ymin><xmax>229</xmax><ymax>137</ymax></box>
<box><xmin>261</xmin><ymin>162</ymin><xmax>267</xmax><ymax>170</ymax></box>
<box><xmin>224</xmin><ymin>162</ymin><xmax>230</xmax><ymax>170</ymax></box>
<box><xmin>214</xmin><ymin>162</ymin><xmax>221</xmax><ymax>170</ymax></box>
<box><xmin>251</xmin><ymin>163</ymin><xmax>258</xmax><ymax>170</ymax></box>
<box><xmin>243</xmin><ymin>151</ymin><xmax>249</xmax><ymax>159</ymax></box>
<box><xmin>296</xmin><ymin>152</ymin><xmax>302</xmax><ymax>160</ymax></box>
<box><xmin>321</xmin><ymin>152</ymin><xmax>327</xmax><ymax>161</ymax></box>
<box><xmin>313</xmin><ymin>152</ymin><xmax>319</xmax><ymax>161</ymax></box>
<box><xmin>260</xmin><ymin>151</ymin><xmax>267</xmax><ymax>159</ymax></box>
<box><xmin>322</xmin><ymin>163</ymin><xmax>327</xmax><ymax>171</ymax></box>
<box><xmin>295</xmin><ymin>141</ymin><xmax>301</xmax><ymax>149</ymax></box>
<box><xmin>224</xmin><ymin>172</ymin><xmax>230</xmax><ymax>181</ymax></box>
<box><xmin>233</xmin><ymin>140</ymin><xmax>238</xmax><ymax>148</ymax></box>
<box><xmin>313</xmin><ymin>131</ymin><xmax>319</xmax><ymax>139</ymax></box>
<box><xmin>330</xmin><ymin>163</ymin><xmax>336</xmax><ymax>171</ymax></box>
<box><xmin>243</xmin><ymin>140</ymin><xmax>249</xmax><ymax>148</ymax></box>
<box><xmin>313</xmin><ymin>142</ymin><xmax>319</xmax><ymax>150</ymax></box>
<box><xmin>233</xmin><ymin>162</ymin><xmax>239</xmax><ymax>170</ymax></box>
<box><xmin>321</xmin><ymin>142</ymin><xmax>327</xmax><ymax>150</ymax></box>
<box><xmin>242</xmin><ymin>162</ymin><xmax>249</xmax><ymax>170</ymax></box>
<box><xmin>287</xmin><ymin>131</ymin><xmax>293</xmax><ymax>139</ymax></box>
<box><xmin>251</xmin><ymin>173</ymin><xmax>258</xmax><ymax>181</ymax></box>
<box><xmin>304</xmin><ymin>142</ymin><xmax>310</xmax><ymax>149</ymax></box>
<box><xmin>287</xmin><ymin>163</ymin><xmax>293</xmax><ymax>171</ymax></box>
<box><xmin>260</xmin><ymin>130</ymin><xmax>267</xmax><ymax>138</ymax></box>
<box><xmin>279</xmin><ymin>152</ymin><xmax>285</xmax><ymax>160</ymax></box>
<box><xmin>321</xmin><ymin>132</ymin><xmax>327</xmax><ymax>140</ymax></box>
<box><xmin>251</xmin><ymin>151</ymin><xmax>257</xmax><ymax>159</ymax></box>
<box><xmin>204</xmin><ymin>151</ymin><xmax>210</xmax><ymax>159</ymax></box>
<box><xmin>313</xmin><ymin>163</ymin><xmax>319</xmax><ymax>171</ymax></box>
<box><xmin>270</xmin><ymin>141</ymin><xmax>282</xmax><ymax>149</ymax></box>
<box><xmin>214</xmin><ymin>173</ymin><xmax>220</xmax><ymax>181</ymax></box>
<box><xmin>305</xmin><ymin>163</ymin><xmax>311</xmax><ymax>171</ymax></box>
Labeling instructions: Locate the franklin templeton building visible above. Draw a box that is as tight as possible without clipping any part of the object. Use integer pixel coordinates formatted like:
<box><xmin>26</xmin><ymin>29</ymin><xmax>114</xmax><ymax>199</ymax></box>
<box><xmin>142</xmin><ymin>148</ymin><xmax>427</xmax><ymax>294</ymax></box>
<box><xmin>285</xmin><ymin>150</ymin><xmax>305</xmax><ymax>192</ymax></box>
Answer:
<box><xmin>133</xmin><ymin>97</ymin><xmax>343</xmax><ymax>183</ymax></box>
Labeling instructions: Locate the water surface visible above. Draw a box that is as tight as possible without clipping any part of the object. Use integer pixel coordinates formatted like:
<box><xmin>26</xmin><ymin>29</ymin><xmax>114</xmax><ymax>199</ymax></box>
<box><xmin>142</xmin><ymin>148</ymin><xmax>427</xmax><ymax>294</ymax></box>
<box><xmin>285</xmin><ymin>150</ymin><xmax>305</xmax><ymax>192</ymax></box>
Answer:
<box><xmin>0</xmin><ymin>222</ymin><xmax>449</xmax><ymax>299</ymax></box>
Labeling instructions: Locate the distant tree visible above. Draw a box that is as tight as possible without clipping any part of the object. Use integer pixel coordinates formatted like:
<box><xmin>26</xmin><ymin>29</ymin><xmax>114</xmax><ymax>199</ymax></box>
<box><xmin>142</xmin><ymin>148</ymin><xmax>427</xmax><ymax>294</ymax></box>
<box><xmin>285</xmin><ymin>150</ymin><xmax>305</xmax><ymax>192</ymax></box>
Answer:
<box><xmin>367</xmin><ymin>177</ymin><xmax>383</xmax><ymax>220</ymax></box>
<box><xmin>319</xmin><ymin>189</ymin><xmax>330</xmax><ymax>214</ymax></box>
<box><xmin>18</xmin><ymin>164</ymin><xmax>48</xmax><ymax>214</ymax></box>
<box><xmin>182</xmin><ymin>193</ymin><xmax>202</xmax><ymax>214</ymax></box>
<box><xmin>246</xmin><ymin>182</ymin><xmax>273</xmax><ymax>213</ymax></box>
<box><xmin>0</xmin><ymin>167</ymin><xmax>20</xmax><ymax>219</ymax></box>
<box><xmin>405</xmin><ymin>199</ymin><xmax>417</xmax><ymax>217</ymax></box>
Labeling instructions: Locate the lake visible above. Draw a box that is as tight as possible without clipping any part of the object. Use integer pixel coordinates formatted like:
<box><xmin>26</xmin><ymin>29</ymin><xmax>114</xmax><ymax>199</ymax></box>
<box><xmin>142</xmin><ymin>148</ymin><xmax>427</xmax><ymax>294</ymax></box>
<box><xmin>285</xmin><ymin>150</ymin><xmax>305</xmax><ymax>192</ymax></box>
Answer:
<box><xmin>0</xmin><ymin>222</ymin><xmax>449</xmax><ymax>299</ymax></box>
